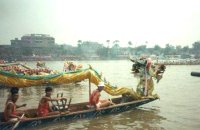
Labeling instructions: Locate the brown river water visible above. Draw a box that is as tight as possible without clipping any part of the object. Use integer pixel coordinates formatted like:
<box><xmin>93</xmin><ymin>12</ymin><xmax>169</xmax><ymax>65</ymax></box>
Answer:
<box><xmin>0</xmin><ymin>60</ymin><xmax>200</xmax><ymax>130</ymax></box>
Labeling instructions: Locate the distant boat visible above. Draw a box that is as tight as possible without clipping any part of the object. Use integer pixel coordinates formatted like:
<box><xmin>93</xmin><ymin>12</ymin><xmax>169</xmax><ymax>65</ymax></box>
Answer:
<box><xmin>191</xmin><ymin>72</ymin><xmax>200</xmax><ymax>77</ymax></box>
<box><xmin>0</xmin><ymin>62</ymin><xmax>92</xmax><ymax>88</ymax></box>
<box><xmin>0</xmin><ymin>62</ymin><xmax>141</xmax><ymax>100</ymax></box>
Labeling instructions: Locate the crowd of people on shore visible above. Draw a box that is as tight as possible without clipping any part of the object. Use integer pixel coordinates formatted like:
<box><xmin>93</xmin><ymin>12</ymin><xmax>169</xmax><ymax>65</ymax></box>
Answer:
<box><xmin>156</xmin><ymin>59</ymin><xmax>200</xmax><ymax>65</ymax></box>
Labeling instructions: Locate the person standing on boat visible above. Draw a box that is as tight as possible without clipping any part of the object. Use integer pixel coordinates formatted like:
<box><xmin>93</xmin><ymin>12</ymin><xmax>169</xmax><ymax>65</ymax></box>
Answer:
<box><xmin>37</xmin><ymin>87</ymin><xmax>66</xmax><ymax>117</ymax></box>
<box><xmin>89</xmin><ymin>82</ymin><xmax>113</xmax><ymax>110</ymax></box>
<box><xmin>4</xmin><ymin>87</ymin><xmax>26</xmax><ymax>122</ymax></box>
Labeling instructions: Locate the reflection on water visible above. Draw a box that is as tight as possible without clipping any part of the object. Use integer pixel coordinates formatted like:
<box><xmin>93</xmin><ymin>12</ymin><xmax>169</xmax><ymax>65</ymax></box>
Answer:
<box><xmin>0</xmin><ymin>61</ymin><xmax>200</xmax><ymax>130</ymax></box>
<box><xmin>35</xmin><ymin>108</ymin><xmax>166</xmax><ymax>130</ymax></box>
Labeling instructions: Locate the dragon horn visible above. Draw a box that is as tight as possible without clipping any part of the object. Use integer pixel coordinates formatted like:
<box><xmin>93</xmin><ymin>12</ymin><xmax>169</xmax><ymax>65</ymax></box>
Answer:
<box><xmin>129</xmin><ymin>55</ymin><xmax>135</xmax><ymax>62</ymax></box>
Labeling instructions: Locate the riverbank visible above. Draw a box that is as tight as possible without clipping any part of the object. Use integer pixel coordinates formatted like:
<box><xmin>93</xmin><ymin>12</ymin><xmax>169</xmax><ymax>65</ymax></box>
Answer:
<box><xmin>1</xmin><ymin>58</ymin><xmax>200</xmax><ymax>65</ymax></box>
<box><xmin>156</xmin><ymin>59</ymin><xmax>200</xmax><ymax>65</ymax></box>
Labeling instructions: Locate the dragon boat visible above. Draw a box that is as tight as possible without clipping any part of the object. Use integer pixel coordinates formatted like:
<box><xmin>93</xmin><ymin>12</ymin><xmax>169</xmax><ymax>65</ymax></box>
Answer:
<box><xmin>0</xmin><ymin>62</ymin><xmax>142</xmax><ymax>99</ymax></box>
<box><xmin>0</xmin><ymin>97</ymin><xmax>158</xmax><ymax>130</ymax></box>
<box><xmin>0</xmin><ymin>59</ymin><xmax>166</xmax><ymax>129</ymax></box>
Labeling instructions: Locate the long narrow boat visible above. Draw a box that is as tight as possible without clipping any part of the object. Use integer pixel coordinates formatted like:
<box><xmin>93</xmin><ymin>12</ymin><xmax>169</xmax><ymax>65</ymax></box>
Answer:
<box><xmin>191</xmin><ymin>72</ymin><xmax>200</xmax><ymax>77</ymax></box>
<box><xmin>0</xmin><ymin>65</ymin><xmax>142</xmax><ymax>99</ymax></box>
<box><xmin>0</xmin><ymin>97</ymin><xmax>158</xmax><ymax>130</ymax></box>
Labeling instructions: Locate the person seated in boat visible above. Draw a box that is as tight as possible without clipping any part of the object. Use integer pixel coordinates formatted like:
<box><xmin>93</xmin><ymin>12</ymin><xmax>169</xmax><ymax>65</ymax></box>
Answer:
<box><xmin>89</xmin><ymin>82</ymin><xmax>113</xmax><ymax>110</ymax></box>
<box><xmin>37</xmin><ymin>87</ymin><xmax>66</xmax><ymax>117</ymax></box>
<box><xmin>4</xmin><ymin>87</ymin><xmax>27</xmax><ymax>122</ymax></box>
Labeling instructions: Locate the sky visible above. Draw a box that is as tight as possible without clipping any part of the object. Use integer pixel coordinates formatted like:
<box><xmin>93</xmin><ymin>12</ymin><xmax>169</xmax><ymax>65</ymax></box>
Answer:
<box><xmin>0</xmin><ymin>0</ymin><xmax>200</xmax><ymax>48</ymax></box>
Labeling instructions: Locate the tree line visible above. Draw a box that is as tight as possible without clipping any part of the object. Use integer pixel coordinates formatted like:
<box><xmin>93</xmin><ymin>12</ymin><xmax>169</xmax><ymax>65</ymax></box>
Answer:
<box><xmin>1</xmin><ymin>40</ymin><xmax>200</xmax><ymax>61</ymax></box>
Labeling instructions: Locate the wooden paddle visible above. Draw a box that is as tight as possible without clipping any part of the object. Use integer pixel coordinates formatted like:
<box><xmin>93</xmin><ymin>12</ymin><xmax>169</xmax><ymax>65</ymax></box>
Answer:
<box><xmin>52</xmin><ymin>93</ymin><xmax>68</xmax><ymax>112</ymax></box>
<box><xmin>11</xmin><ymin>113</ymin><xmax>25</xmax><ymax>130</ymax></box>
<box><xmin>56</xmin><ymin>92</ymin><xmax>66</xmax><ymax>111</ymax></box>
<box><xmin>67</xmin><ymin>98</ymin><xmax>72</xmax><ymax>110</ymax></box>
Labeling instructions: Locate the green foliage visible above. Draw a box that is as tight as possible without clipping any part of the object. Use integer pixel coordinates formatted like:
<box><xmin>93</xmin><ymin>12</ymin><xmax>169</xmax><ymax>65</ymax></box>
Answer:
<box><xmin>192</xmin><ymin>42</ymin><xmax>200</xmax><ymax>55</ymax></box>
<box><xmin>181</xmin><ymin>54</ymin><xmax>191</xmax><ymax>59</ymax></box>
<box><xmin>2</xmin><ymin>40</ymin><xmax>200</xmax><ymax>60</ymax></box>
<box><xmin>164</xmin><ymin>44</ymin><xmax>175</xmax><ymax>55</ymax></box>
<box><xmin>96</xmin><ymin>47</ymin><xmax>108</xmax><ymax>58</ymax></box>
